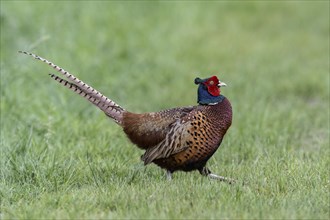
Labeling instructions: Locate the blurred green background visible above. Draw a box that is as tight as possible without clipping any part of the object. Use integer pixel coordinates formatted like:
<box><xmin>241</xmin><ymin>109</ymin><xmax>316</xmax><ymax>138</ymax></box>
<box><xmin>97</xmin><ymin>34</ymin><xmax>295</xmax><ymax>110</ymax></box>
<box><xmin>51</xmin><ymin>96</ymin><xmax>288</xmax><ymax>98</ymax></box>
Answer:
<box><xmin>1</xmin><ymin>1</ymin><xmax>329</xmax><ymax>219</ymax></box>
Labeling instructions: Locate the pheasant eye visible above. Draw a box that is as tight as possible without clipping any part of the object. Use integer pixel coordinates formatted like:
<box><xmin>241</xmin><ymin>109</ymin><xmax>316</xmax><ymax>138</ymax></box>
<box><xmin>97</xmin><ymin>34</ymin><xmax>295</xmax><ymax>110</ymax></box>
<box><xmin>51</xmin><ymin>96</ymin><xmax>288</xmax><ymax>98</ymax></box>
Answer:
<box><xmin>209</xmin><ymin>81</ymin><xmax>214</xmax><ymax>85</ymax></box>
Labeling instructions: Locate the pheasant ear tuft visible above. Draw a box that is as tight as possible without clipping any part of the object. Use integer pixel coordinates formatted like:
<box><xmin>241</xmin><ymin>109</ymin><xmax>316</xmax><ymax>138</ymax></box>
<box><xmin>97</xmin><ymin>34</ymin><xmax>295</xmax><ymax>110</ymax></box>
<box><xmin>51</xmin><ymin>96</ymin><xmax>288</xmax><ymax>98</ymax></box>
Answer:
<box><xmin>194</xmin><ymin>77</ymin><xmax>203</xmax><ymax>85</ymax></box>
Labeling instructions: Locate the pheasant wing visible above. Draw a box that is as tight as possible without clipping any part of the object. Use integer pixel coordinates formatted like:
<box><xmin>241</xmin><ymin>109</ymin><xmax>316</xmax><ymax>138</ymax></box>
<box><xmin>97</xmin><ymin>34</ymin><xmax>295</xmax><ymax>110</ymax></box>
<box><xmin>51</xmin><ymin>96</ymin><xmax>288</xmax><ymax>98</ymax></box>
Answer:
<box><xmin>123</xmin><ymin>106</ymin><xmax>195</xmax><ymax>149</ymax></box>
<box><xmin>141</xmin><ymin>115</ymin><xmax>195</xmax><ymax>165</ymax></box>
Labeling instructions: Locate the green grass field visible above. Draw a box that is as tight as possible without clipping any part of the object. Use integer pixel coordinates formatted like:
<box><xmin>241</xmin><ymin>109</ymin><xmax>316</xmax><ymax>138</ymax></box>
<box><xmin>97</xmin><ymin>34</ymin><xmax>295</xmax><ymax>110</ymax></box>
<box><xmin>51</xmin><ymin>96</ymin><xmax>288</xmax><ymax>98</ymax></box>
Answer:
<box><xmin>1</xmin><ymin>1</ymin><xmax>329</xmax><ymax>219</ymax></box>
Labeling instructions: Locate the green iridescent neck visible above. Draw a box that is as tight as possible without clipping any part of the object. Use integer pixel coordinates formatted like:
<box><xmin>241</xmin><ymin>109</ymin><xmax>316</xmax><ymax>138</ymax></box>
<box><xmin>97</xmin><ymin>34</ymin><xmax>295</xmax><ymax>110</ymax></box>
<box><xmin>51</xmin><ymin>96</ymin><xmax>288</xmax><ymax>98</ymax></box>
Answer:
<box><xmin>198</xmin><ymin>95</ymin><xmax>225</xmax><ymax>105</ymax></box>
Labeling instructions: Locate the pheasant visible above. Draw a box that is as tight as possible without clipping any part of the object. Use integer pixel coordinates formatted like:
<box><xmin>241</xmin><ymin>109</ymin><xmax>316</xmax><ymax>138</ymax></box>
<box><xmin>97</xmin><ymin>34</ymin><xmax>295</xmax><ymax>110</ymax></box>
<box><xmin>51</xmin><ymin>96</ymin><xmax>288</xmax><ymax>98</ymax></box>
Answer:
<box><xmin>19</xmin><ymin>51</ymin><xmax>234</xmax><ymax>183</ymax></box>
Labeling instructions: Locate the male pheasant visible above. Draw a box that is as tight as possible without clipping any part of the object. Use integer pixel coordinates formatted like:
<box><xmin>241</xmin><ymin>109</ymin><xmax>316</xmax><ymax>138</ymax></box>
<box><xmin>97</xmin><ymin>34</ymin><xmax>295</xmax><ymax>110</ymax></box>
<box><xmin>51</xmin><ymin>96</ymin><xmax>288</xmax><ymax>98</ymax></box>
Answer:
<box><xmin>20</xmin><ymin>51</ymin><xmax>233</xmax><ymax>183</ymax></box>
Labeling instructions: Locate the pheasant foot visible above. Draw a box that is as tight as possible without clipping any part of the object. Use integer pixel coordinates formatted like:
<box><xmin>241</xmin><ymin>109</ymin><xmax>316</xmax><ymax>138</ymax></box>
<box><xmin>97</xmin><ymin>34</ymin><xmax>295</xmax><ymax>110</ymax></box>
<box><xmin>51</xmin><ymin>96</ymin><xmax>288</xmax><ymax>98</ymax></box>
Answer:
<box><xmin>199</xmin><ymin>167</ymin><xmax>235</xmax><ymax>184</ymax></box>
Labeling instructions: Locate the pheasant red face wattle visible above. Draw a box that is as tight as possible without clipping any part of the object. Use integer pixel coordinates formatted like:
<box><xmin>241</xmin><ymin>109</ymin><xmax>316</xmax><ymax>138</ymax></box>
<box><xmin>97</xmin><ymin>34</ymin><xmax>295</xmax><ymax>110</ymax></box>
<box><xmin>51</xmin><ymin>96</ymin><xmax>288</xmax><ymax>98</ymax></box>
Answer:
<box><xmin>203</xmin><ymin>75</ymin><xmax>221</xmax><ymax>96</ymax></box>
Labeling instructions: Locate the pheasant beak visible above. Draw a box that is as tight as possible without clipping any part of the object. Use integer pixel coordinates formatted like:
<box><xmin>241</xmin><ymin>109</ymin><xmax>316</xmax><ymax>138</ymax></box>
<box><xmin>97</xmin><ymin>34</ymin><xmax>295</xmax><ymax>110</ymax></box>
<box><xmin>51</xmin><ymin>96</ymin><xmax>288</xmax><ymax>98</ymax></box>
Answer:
<box><xmin>218</xmin><ymin>81</ymin><xmax>227</xmax><ymax>87</ymax></box>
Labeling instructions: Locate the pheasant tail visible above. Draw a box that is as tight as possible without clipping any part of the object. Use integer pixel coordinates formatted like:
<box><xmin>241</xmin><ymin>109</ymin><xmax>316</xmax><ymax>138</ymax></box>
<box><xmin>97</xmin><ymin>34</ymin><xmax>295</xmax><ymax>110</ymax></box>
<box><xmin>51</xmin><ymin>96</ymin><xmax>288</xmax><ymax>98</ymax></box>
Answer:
<box><xmin>19</xmin><ymin>51</ymin><xmax>125</xmax><ymax>125</ymax></box>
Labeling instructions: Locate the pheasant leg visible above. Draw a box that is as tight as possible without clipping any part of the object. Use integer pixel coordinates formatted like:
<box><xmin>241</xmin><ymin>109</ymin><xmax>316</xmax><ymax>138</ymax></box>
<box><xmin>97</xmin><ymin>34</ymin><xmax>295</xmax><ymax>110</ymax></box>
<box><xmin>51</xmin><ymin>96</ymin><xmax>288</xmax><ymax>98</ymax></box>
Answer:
<box><xmin>199</xmin><ymin>167</ymin><xmax>235</xmax><ymax>184</ymax></box>
<box><xmin>166</xmin><ymin>170</ymin><xmax>172</xmax><ymax>181</ymax></box>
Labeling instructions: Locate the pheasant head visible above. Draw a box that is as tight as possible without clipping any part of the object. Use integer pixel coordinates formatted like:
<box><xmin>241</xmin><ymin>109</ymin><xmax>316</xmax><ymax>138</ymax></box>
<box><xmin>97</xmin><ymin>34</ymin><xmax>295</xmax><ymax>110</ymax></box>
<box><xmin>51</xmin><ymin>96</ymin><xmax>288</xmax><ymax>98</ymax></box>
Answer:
<box><xmin>194</xmin><ymin>75</ymin><xmax>227</xmax><ymax>105</ymax></box>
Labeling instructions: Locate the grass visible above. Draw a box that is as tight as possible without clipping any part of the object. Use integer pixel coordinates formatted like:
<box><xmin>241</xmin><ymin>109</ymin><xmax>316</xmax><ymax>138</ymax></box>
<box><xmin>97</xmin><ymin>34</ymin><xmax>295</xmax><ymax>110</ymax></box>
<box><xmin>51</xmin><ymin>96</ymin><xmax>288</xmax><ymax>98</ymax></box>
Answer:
<box><xmin>1</xmin><ymin>1</ymin><xmax>329</xmax><ymax>219</ymax></box>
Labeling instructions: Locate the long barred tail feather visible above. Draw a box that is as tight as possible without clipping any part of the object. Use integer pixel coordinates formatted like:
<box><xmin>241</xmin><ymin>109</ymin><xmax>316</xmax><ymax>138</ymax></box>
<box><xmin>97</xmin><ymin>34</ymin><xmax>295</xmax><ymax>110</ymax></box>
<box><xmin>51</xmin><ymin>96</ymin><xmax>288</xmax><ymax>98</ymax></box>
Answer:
<box><xmin>49</xmin><ymin>73</ymin><xmax>124</xmax><ymax>124</ymax></box>
<box><xmin>19</xmin><ymin>51</ymin><xmax>125</xmax><ymax>125</ymax></box>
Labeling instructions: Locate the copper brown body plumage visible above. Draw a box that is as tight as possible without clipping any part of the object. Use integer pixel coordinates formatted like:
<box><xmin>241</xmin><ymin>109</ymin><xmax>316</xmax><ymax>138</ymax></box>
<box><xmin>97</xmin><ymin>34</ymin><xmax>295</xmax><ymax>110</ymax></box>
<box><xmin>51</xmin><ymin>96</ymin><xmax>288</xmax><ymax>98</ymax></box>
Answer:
<box><xmin>20</xmin><ymin>51</ymin><xmax>233</xmax><ymax>183</ymax></box>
